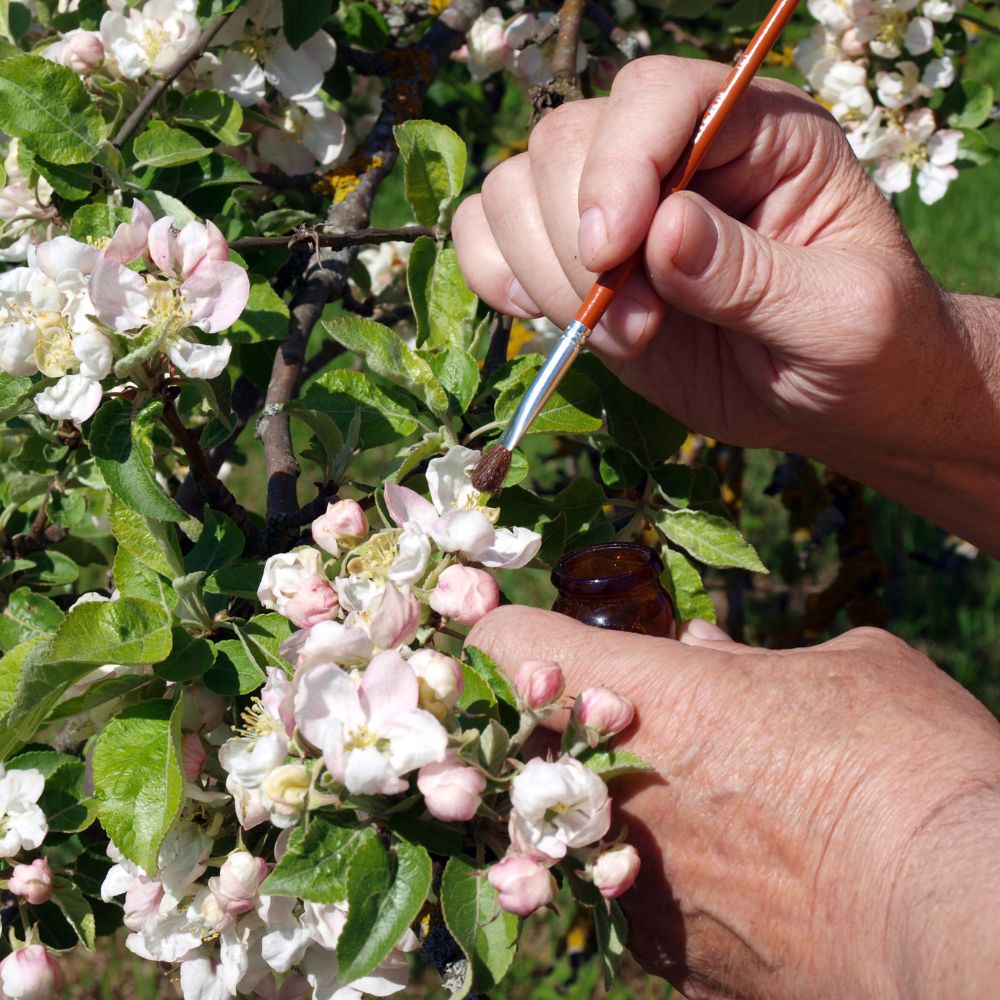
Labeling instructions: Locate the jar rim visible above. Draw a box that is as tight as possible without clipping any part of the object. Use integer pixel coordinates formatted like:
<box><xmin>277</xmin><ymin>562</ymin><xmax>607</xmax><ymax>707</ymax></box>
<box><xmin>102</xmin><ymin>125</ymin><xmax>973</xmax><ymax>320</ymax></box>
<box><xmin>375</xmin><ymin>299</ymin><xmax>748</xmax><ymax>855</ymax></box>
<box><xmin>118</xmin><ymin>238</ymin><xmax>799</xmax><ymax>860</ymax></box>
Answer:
<box><xmin>551</xmin><ymin>542</ymin><xmax>663</xmax><ymax>596</ymax></box>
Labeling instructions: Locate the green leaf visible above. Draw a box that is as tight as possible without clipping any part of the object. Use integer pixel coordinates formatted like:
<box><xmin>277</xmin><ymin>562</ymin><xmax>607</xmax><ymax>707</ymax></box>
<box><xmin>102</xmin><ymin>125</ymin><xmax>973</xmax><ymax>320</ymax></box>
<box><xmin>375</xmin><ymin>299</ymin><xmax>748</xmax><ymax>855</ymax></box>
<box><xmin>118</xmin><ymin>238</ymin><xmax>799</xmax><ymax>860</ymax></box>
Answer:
<box><xmin>661</xmin><ymin>548</ymin><xmax>715</xmax><ymax>623</ymax></box>
<box><xmin>406</xmin><ymin>235</ymin><xmax>435</xmax><ymax>344</ymax></box>
<box><xmin>456</xmin><ymin>661</ymin><xmax>497</xmax><ymax>727</ymax></box>
<box><xmin>0</xmin><ymin>637</ymin><xmax>48</xmax><ymax>722</ymax></box>
<box><xmin>92</xmin><ymin>699</ymin><xmax>184</xmax><ymax>873</ymax></box>
<box><xmin>142</xmin><ymin>189</ymin><xmax>197</xmax><ymax>227</ymax></box>
<box><xmin>133</xmin><ymin>122</ymin><xmax>209</xmax><ymax>169</ymax></box>
<box><xmin>68</xmin><ymin>203</ymin><xmax>131</xmax><ymax>243</ymax></box>
<box><xmin>108</xmin><ymin>499</ymin><xmax>184</xmax><ymax>578</ymax></box>
<box><xmin>0</xmin><ymin>55</ymin><xmax>108</xmax><ymax>164</ymax></box>
<box><xmin>495</xmin><ymin>368</ymin><xmax>603</xmax><ymax>435</ymax></box>
<box><xmin>228</xmin><ymin>278</ymin><xmax>289</xmax><ymax>342</ymax></box>
<box><xmin>284</xmin><ymin>0</ymin><xmax>331</xmax><ymax>47</ymax></box>
<box><xmin>204</xmin><ymin>559</ymin><xmax>266</xmax><ymax>599</ymax></box>
<box><xmin>337</xmin><ymin>836</ymin><xmax>432</xmax><ymax>983</ymax></box>
<box><xmin>51</xmin><ymin>884</ymin><xmax>96</xmax><ymax>951</ymax></box>
<box><xmin>286</xmin><ymin>403</ymin><xmax>345</xmax><ymax>479</ymax></box>
<box><xmin>577</xmin><ymin>748</ymin><xmax>655</xmax><ymax>781</ymax></box>
<box><xmin>9</xmin><ymin>750</ymin><xmax>96</xmax><ymax>834</ymax></box>
<box><xmin>154</xmin><ymin>628</ymin><xmax>217</xmax><ymax>682</ymax></box>
<box><xmin>48</xmin><ymin>673</ymin><xmax>163</xmax><ymax>725</ymax></box>
<box><xmin>440</xmin><ymin>856</ymin><xmax>520</xmax><ymax>997</ymax></box>
<box><xmin>300</xmin><ymin>368</ymin><xmax>421</xmax><ymax>448</ymax></box>
<box><xmin>338</xmin><ymin>1</ymin><xmax>387</xmax><ymax>49</ymax></box>
<box><xmin>322</xmin><ymin>316</ymin><xmax>449</xmax><ymax>417</ymax></box>
<box><xmin>261</xmin><ymin>816</ymin><xmax>378</xmax><ymax>903</ymax></box>
<box><xmin>0</xmin><ymin>372</ymin><xmax>46</xmax><ymax>422</ymax></box>
<box><xmin>657</xmin><ymin>509</ymin><xmax>767</xmax><ymax>572</ymax></box>
<box><xmin>51</xmin><ymin>597</ymin><xmax>173</xmax><ymax>665</ymax></box>
<box><xmin>175</xmin><ymin>90</ymin><xmax>247</xmax><ymax>145</ymax></box>
<box><xmin>184</xmin><ymin>510</ymin><xmax>244</xmax><ymax>575</ymax></box>
<box><xmin>593</xmin><ymin>899</ymin><xmax>628</xmax><ymax>989</ymax></box>
<box><xmin>429</xmin><ymin>347</ymin><xmax>479</xmax><ymax>412</ymax></box>
<box><xmin>91</xmin><ymin>398</ymin><xmax>189</xmax><ymax>522</ymax></box>
<box><xmin>171</xmin><ymin>152</ymin><xmax>256</xmax><ymax>195</ymax></box>
<box><xmin>948</xmin><ymin>81</ymin><xmax>995</xmax><ymax>130</ymax></box>
<box><xmin>0</xmin><ymin>587</ymin><xmax>63</xmax><ymax>650</ymax></box>
<box><xmin>463</xmin><ymin>646</ymin><xmax>518</xmax><ymax>731</ymax></box>
<box><xmin>393</xmin><ymin>119</ymin><xmax>467</xmax><ymax>229</ymax></box>
<box><xmin>113</xmin><ymin>547</ymin><xmax>177</xmax><ymax>609</ymax></box>
<box><xmin>652</xmin><ymin>463</ymin><xmax>695</xmax><ymax>507</ymax></box>
<box><xmin>957</xmin><ymin>127</ymin><xmax>998</xmax><ymax>166</ymax></box>
<box><xmin>204</xmin><ymin>636</ymin><xmax>266</xmax><ymax>695</ymax></box>
<box><xmin>32</xmin><ymin>156</ymin><xmax>93</xmax><ymax>200</ymax></box>
<box><xmin>19</xmin><ymin>550</ymin><xmax>78</xmax><ymax>588</ymax></box>
<box><xmin>407</xmin><ymin>239</ymin><xmax>479</xmax><ymax>349</ymax></box>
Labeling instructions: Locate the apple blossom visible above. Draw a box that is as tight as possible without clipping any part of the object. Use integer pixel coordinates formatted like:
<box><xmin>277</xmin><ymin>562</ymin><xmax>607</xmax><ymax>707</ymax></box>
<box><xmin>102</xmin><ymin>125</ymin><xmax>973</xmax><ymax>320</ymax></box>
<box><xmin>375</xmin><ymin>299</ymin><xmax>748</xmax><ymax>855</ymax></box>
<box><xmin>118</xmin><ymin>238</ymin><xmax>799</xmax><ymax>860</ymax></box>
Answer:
<box><xmin>356</xmin><ymin>240</ymin><xmax>413</xmax><ymax>297</ymax></box>
<box><xmin>181</xmin><ymin>732</ymin><xmax>207</xmax><ymax>783</ymax></box>
<box><xmin>99</xmin><ymin>0</ymin><xmax>200</xmax><ymax>79</ymax></box>
<box><xmin>509</xmin><ymin>757</ymin><xmax>611</xmax><ymax>861</ymax></box>
<box><xmin>871</xmin><ymin>107</ymin><xmax>962</xmax><ymax>204</ymax></box>
<box><xmin>122</xmin><ymin>877</ymin><xmax>165</xmax><ymax>932</ymax></box>
<box><xmin>311</xmin><ymin>499</ymin><xmax>369</xmax><ymax>557</ymax></box>
<box><xmin>258</xmin><ymin>548</ymin><xmax>338</xmax><ymax>629</ymax></box>
<box><xmin>513</xmin><ymin>659</ymin><xmax>565</xmax><ymax>711</ymax></box>
<box><xmin>487</xmin><ymin>854</ymin><xmax>556</xmax><ymax>916</ymax></box>
<box><xmin>417</xmin><ymin>750</ymin><xmax>486</xmax><ymax>822</ymax></box>
<box><xmin>260</xmin><ymin>764</ymin><xmax>311</xmax><ymax>828</ymax></box>
<box><xmin>0</xmin><ymin>945</ymin><xmax>65</xmax><ymax>1000</ymax></box>
<box><xmin>0</xmin><ymin>764</ymin><xmax>47</xmax><ymax>858</ymax></box>
<box><xmin>591</xmin><ymin>844</ymin><xmax>641</xmax><ymax>899</ymax></box>
<box><xmin>7</xmin><ymin>858</ymin><xmax>53</xmax><ymax>905</ymax></box>
<box><xmin>408</xmin><ymin>648</ymin><xmax>464</xmax><ymax>719</ymax></box>
<box><xmin>35</xmin><ymin>373</ymin><xmax>104</xmax><ymax>424</ymax></box>
<box><xmin>571</xmin><ymin>687</ymin><xmax>636</xmax><ymax>744</ymax></box>
<box><xmin>286</xmin><ymin>619</ymin><xmax>375</xmax><ymax>670</ymax></box>
<box><xmin>461</xmin><ymin>7</ymin><xmax>511</xmax><ymax>81</ymax></box>
<box><xmin>210</xmin><ymin>851</ymin><xmax>269</xmax><ymax>915</ymax></box>
<box><xmin>428</xmin><ymin>564</ymin><xmax>500</xmax><ymax>626</ymax></box>
<box><xmin>294</xmin><ymin>651</ymin><xmax>448</xmax><ymax>795</ymax></box>
<box><xmin>257</xmin><ymin>104</ymin><xmax>348</xmax><ymax>174</ymax></box>
<box><xmin>43</xmin><ymin>29</ymin><xmax>105</xmax><ymax>72</ymax></box>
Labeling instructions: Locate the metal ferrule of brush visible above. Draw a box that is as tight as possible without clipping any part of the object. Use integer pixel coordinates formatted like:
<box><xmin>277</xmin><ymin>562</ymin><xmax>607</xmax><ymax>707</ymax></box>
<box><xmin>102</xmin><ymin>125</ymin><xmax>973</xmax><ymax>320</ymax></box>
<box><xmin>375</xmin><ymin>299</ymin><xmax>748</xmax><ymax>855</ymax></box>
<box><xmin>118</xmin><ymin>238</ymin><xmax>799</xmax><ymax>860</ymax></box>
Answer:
<box><xmin>498</xmin><ymin>319</ymin><xmax>591</xmax><ymax>453</ymax></box>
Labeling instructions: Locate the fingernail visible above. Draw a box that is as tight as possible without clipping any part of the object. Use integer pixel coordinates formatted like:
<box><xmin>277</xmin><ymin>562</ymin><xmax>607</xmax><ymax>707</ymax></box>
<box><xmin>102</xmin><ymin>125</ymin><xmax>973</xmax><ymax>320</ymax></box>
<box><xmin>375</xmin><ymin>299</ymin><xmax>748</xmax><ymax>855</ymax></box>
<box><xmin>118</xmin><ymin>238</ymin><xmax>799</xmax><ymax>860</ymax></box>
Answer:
<box><xmin>578</xmin><ymin>207</ymin><xmax>607</xmax><ymax>267</ymax></box>
<box><xmin>672</xmin><ymin>199</ymin><xmax>718</xmax><ymax>277</ymax></box>
<box><xmin>507</xmin><ymin>278</ymin><xmax>540</xmax><ymax>316</ymax></box>
<box><xmin>684</xmin><ymin>618</ymin><xmax>730</xmax><ymax>641</ymax></box>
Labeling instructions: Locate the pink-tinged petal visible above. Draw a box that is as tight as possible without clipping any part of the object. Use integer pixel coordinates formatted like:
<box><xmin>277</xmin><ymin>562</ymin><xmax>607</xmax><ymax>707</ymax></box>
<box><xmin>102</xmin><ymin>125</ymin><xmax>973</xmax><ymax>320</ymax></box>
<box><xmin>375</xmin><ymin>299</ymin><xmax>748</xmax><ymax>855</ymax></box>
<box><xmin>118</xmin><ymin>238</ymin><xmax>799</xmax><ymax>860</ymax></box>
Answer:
<box><xmin>166</xmin><ymin>340</ymin><xmax>232</xmax><ymax>380</ymax></box>
<box><xmin>474</xmin><ymin>526</ymin><xmax>541</xmax><ymax>568</ymax></box>
<box><xmin>147</xmin><ymin>216</ymin><xmax>176</xmax><ymax>274</ymax></box>
<box><xmin>367</xmin><ymin>583</ymin><xmax>421</xmax><ymax>650</ymax></box>
<box><xmin>293</xmin><ymin>662</ymin><xmax>362</xmax><ymax>757</ymax></box>
<box><xmin>89</xmin><ymin>257</ymin><xmax>150</xmax><ymax>331</ymax></box>
<box><xmin>177</xmin><ymin>221</ymin><xmax>210</xmax><ymax>278</ymax></box>
<box><xmin>182</xmin><ymin>259</ymin><xmax>249</xmax><ymax>332</ymax></box>
<box><xmin>428</xmin><ymin>509</ymin><xmax>495</xmax><ymax>556</ymax></box>
<box><xmin>35</xmin><ymin>236</ymin><xmax>99</xmax><ymax>279</ymax></box>
<box><xmin>299</xmin><ymin>31</ymin><xmax>338</xmax><ymax>73</ymax></box>
<box><xmin>384</xmin><ymin>483</ymin><xmax>436</xmax><ymax>528</ymax></box>
<box><xmin>359</xmin><ymin>650</ymin><xmax>419</xmax><ymax>727</ymax></box>
<box><xmin>343</xmin><ymin>746</ymin><xmax>405</xmax><ymax>796</ymax></box>
<box><xmin>205</xmin><ymin>220</ymin><xmax>230</xmax><ymax>262</ymax></box>
<box><xmin>106</xmin><ymin>201</ymin><xmax>153</xmax><ymax>264</ymax></box>
<box><xmin>382</xmin><ymin>708</ymin><xmax>448</xmax><ymax>775</ymax></box>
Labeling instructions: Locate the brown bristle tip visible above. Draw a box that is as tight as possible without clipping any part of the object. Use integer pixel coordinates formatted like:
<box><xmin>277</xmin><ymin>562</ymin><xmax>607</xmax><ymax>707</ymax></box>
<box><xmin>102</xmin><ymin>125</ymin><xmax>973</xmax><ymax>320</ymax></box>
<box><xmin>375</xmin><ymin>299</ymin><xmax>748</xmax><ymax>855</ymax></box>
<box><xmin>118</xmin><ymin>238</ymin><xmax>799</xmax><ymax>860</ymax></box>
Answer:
<box><xmin>471</xmin><ymin>446</ymin><xmax>512</xmax><ymax>495</ymax></box>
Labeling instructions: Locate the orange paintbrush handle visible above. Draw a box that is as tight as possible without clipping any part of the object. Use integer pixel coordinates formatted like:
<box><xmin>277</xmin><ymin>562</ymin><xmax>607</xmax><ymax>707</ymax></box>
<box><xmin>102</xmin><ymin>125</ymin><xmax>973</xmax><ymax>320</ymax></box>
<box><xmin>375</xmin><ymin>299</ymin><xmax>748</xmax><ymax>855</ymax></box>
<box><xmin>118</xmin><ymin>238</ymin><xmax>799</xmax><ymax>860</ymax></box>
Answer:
<box><xmin>572</xmin><ymin>0</ymin><xmax>800</xmax><ymax>332</ymax></box>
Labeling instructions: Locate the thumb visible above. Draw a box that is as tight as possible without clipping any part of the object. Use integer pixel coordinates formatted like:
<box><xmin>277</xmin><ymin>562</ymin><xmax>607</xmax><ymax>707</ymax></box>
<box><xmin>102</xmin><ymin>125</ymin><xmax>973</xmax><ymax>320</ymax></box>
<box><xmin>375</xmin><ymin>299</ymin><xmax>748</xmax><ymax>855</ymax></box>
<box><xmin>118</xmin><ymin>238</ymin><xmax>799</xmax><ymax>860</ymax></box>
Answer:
<box><xmin>644</xmin><ymin>190</ymin><xmax>876</xmax><ymax>349</ymax></box>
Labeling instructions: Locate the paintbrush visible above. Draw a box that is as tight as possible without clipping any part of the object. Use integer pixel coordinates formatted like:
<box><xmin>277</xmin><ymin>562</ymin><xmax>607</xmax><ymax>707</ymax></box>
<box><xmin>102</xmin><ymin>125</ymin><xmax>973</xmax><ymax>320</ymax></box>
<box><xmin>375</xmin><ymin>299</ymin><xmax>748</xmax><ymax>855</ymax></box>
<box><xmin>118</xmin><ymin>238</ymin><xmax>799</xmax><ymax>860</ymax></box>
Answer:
<box><xmin>470</xmin><ymin>0</ymin><xmax>801</xmax><ymax>495</ymax></box>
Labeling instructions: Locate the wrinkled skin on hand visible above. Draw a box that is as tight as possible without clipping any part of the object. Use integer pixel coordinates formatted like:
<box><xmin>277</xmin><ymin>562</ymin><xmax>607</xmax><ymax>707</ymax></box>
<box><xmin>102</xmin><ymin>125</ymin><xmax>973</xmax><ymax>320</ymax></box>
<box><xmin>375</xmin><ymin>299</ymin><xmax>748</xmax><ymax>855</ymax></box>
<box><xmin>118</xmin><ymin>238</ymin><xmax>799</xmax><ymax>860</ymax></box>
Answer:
<box><xmin>453</xmin><ymin>55</ymin><xmax>966</xmax><ymax>465</ymax></box>
<box><xmin>467</xmin><ymin>607</ymin><xmax>1000</xmax><ymax>1000</ymax></box>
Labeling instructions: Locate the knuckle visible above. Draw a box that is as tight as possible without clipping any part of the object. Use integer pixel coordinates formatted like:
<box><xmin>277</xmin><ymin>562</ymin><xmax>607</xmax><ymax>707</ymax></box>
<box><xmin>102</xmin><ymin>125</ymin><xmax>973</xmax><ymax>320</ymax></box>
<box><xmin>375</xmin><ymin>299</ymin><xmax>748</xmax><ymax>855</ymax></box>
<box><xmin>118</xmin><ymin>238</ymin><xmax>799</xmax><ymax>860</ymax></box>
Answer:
<box><xmin>611</xmin><ymin>54</ymin><xmax>679</xmax><ymax>96</ymax></box>
<box><xmin>528</xmin><ymin>101</ymin><xmax>592</xmax><ymax>159</ymax></box>
<box><xmin>479</xmin><ymin>154</ymin><xmax>526</xmax><ymax>214</ymax></box>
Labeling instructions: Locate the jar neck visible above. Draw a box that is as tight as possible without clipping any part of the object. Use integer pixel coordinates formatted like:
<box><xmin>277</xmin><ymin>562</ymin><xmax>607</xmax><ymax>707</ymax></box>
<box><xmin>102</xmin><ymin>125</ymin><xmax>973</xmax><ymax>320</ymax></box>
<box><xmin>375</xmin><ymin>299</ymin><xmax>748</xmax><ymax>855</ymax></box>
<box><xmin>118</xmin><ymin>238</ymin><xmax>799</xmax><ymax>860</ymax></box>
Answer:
<box><xmin>551</xmin><ymin>543</ymin><xmax>664</xmax><ymax>597</ymax></box>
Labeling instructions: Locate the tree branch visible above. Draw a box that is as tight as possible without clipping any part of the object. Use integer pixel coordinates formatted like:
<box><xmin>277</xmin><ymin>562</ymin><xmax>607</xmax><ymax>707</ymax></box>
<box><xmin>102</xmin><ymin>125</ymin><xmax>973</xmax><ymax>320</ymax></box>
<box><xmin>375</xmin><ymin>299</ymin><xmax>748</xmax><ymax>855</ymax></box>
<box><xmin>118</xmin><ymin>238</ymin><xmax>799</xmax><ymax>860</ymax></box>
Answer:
<box><xmin>585</xmin><ymin>1</ymin><xmax>648</xmax><ymax>60</ymax></box>
<box><xmin>257</xmin><ymin>0</ymin><xmax>483</xmax><ymax>546</ymax></box>
<box><xmin>229</xmin><ymin>226</ymin><xmax>434</xmax><ymax>254</ymax></box>
<box><xmin>552</xmin><ymin>0</ymin><xmax>586</xmax><ymax>84</ymax></box>
<box><xmin>112</xmin><ymin>11</ymin><xmax>237</xmax><ymax>148</ymax></box>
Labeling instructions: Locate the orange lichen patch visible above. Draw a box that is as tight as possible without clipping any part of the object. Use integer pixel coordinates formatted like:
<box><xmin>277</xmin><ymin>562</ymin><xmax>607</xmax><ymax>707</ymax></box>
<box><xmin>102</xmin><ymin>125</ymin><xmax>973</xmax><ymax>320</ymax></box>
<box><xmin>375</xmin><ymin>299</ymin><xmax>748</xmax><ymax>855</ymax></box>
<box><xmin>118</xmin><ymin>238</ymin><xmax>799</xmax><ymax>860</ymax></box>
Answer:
<box><xmin>313</xmin><ymin>152</ymin><xmax>385</xmax><ymax>200</ymax></box>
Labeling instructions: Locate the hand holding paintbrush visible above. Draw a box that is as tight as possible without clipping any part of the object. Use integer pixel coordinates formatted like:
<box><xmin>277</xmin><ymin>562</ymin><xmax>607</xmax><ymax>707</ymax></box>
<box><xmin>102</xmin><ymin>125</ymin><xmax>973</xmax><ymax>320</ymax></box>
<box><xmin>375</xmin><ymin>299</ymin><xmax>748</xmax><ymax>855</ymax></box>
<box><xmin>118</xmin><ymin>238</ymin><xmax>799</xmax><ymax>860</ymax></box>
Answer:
<box><xmin>469</xmin><ymin>0</ymin><xmax>800</xmax><ymax>495</ymax></box>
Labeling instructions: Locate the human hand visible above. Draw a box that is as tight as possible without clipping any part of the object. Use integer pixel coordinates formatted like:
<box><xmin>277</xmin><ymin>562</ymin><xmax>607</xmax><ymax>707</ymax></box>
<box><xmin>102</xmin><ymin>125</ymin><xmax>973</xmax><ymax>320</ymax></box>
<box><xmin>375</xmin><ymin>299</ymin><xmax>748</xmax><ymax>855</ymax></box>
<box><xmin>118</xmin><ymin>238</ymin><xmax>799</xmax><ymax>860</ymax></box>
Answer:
<box><xmin>466</xmin><ymin>606</ymin><xmax>1000</xmax><ymax>1000</ymax></box>
<box><xmin>453</xmin><ymin>55</ymin><xmax>964</xmax><ymax>465</ymax></box>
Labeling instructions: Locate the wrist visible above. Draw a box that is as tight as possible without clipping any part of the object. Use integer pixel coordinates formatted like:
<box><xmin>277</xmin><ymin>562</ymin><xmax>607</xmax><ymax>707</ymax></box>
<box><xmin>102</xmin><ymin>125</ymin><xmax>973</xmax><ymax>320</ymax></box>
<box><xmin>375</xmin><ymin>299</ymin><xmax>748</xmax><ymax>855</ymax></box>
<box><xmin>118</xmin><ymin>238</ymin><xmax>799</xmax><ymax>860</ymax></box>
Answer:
<box><xmin>886</xmin><ymin>782</ymin><xmax>1000</xmax><ymax>999</ymax></box>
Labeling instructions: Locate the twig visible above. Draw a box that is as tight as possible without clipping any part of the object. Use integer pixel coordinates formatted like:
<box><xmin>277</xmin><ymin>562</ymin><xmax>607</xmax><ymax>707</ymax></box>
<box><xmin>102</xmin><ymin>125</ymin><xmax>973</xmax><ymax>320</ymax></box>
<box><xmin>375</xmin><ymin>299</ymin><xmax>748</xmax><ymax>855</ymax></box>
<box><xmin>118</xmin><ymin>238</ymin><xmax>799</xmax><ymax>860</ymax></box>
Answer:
<box><xmin>257</xmin><ymin>0</ymin><xmax>483</xmax><ymax>547</ymax></box>
<box><xmin>160</xmin><ymin>397</ymin><xmax>259</xmax><ymax>543</ymax></box>
<box><xmin>585</xmin><ymin>1</ymin><xmax>647</xmax><ymax>59</ymax></box>
<box><xmin>229</xmin><ymin>226</ymin><xmax>434</xmax><ymax>254</ymax></box>
<box><xmin>112</xmin><ymin>11</ymin><xmax>237</xmax><ymax>148</ymax></box>
<box><xmin>552</xmin><ymin>0</ymin><xmax>586</xmax><ymax>84</ymax></box>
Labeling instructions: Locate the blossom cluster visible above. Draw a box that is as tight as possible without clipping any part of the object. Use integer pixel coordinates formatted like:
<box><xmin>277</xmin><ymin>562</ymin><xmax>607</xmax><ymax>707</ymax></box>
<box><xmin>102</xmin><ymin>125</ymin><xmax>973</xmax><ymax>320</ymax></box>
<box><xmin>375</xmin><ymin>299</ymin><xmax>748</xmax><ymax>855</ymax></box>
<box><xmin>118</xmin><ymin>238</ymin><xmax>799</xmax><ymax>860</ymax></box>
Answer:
<box><xmin>0</xmin><ymin>201</ymin><xmax>248</xmax><ymax>423</ymax></box>
<box><xmin>77</xmin><ymin>446</ymin><xmax>643</xmax><ymax>999</ymax></box>
<box><xmin>796</xmin><ymin>0</ymin><xmax>969</xmax><ymax>203</ymax></box>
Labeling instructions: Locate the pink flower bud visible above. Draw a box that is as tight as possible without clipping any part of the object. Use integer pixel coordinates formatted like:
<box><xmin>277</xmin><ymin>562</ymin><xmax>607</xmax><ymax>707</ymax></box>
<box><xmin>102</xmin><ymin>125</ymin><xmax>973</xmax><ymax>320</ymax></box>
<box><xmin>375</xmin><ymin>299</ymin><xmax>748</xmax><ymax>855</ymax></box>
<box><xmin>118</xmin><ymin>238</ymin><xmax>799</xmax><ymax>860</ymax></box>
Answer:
<box><xmin>181</xmin><ymin>684</ymin><xmax>227</xmax><ymax>732</ymax></box>
<box><xmin>7</xmin><ymin>858</ymin><xmax>53</xmax><ymax>905</ymax></box>
<box><xmin>181</xmin><ymin>733</ymin><xmax>206</xmax><ymax>782</ymax></box>
<box><xmin>487</xmin><ymin>854</ymin><xmax>555</xmax><ymax>916</ymax></box>
<box><xmin>368</xmin><ymin>582</ymin><xmax>421</xmax><ymax>649</ymax></box>
<box><xmin>514</xmin><ymin>660</ymin><xmax>565</xmax><ymax>711</ymax></box>
<box><xmin>572</xmin><ymin>687</ymin><xmax>634</xmax><ymax>742</ymax></box>
<box><xmin>0</xmin><ymin>944</ymin><xmax>65</xmax><ymax>1000</ymax></box>
<box><xmin>210</xmin><ymin>851</ymin><xmax>268</xmax><ymax>915</ymax></box>
<box><xmin>428</xmin><ymin>565</ymin><xmax>499</xmax><ymax>626</ymax></box>
<box><xmin>409</xmin><ymin>648</ymin><xmax>463</xmax><ymax>719</ymax></box>
<box><xmin>417</xmin><ymin>751</ymin><xmax>486</xmax><ymax>822</ymax></box>
<box><xmin>281</xmin><ymin>577</ymin><xmax>339</xmax><ymax>629</ymax></box>
<box><xmin>58</xmin><ymin>31</ymin><xmax>105</xmax><ymax>73</ymax></box>
<box><xmin>591</xmin><ymin>843</ymin><xmax>641</xmax><ymax>899</ymax></box>
<box><xmin>311</xmin><ymin>499</ymin><xmax>369</xmax><ymax>556</ymax></box>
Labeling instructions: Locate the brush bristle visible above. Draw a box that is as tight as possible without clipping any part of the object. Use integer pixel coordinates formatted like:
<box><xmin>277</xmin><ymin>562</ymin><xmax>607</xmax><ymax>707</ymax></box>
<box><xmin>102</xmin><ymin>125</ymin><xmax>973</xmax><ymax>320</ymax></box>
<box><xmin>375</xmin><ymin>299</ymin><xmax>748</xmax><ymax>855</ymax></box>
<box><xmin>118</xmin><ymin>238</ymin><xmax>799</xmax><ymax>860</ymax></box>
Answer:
<box><xmin>471</xmin><ymin>446</ymin><xmax>512</xmax><ymax>495</ymax></box>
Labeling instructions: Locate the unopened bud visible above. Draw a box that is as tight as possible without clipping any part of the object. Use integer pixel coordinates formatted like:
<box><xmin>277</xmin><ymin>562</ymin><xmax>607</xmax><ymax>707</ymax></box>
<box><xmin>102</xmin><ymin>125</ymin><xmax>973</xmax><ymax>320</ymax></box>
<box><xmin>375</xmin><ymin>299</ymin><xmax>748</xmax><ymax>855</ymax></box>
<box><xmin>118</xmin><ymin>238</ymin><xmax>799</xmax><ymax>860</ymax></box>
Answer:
<box><xmin>590</xmin><ymin>843</ymin><xmax>641</xmax><ymax>899</ymax></box>
<box><xmin>487</xmin><ymin>854</ymin><xmax>555</xmax><ymax>916</ymax></box>
<box><xmin>0</xmin><ymin>944</ymin><xmax>65</xmax><ymax>1000</ymax></box>
<box><xmin>311</xmin><ymin>499</ymin><xmax>369</xmax><ymax>556</ymax></box>
<box><xmin>409</xmin><ymin>648</ymin><xmax>463</xmax><ymax>720</ymax></box>
<box><xmin>514</xmin><ymin>659</ymin><xmax>565</xmax><ymax>711</ymax></box>
<box><xmin>7</xmin><ymin>858</ymin><xmax>53</xmax><ymax>905</ymax></box>
<box><xmin>572</xmin><ymin>687</ymin><xmax>634</xmax><ymax>745</ymax></box>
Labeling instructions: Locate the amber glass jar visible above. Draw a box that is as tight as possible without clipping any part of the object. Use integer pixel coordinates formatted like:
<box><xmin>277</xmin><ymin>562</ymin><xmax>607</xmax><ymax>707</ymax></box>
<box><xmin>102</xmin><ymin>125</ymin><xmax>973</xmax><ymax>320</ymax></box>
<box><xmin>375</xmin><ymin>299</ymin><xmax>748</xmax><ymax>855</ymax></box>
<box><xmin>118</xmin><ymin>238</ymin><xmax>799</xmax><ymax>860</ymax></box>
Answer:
<box><xmin>551</xmin><ymin>543</ymin><xmax>677</xmax><ymax>638</ymax></box>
